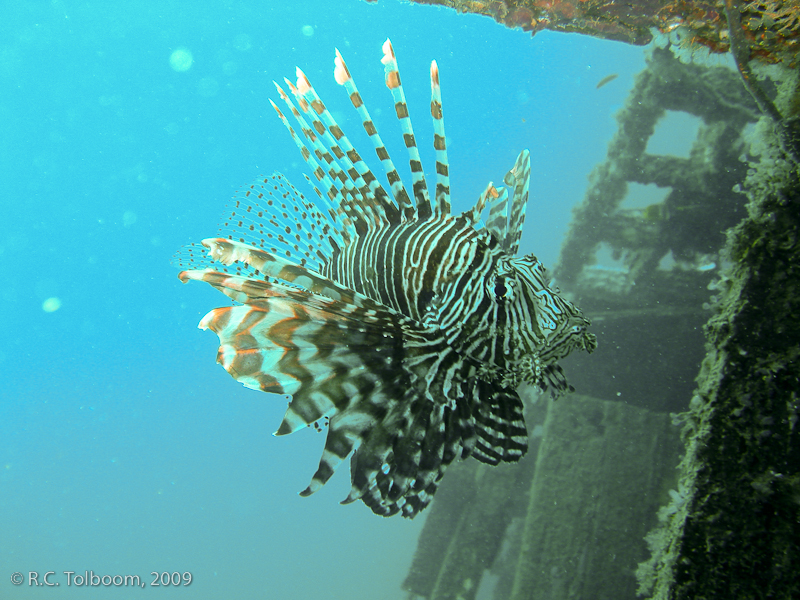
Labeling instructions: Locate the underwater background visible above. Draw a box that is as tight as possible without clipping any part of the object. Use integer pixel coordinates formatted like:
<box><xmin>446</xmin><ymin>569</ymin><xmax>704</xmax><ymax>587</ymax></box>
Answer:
<box><xmin>0</xmin><ymin>0</ymin><xmax>699</xmax><ymax>598</ymax></box>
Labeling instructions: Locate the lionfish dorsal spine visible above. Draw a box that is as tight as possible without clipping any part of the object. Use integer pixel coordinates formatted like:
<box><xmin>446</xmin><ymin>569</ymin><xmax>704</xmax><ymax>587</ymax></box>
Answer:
<box><xmin>462</xmin><ymin>149</ymin><xmax>530</xmax><ymax>252</ymax></box>
<box><xmin>271</xmin><ymin>79</ymin><xmax>378</xmax><ymax>243</ymax></box>
<box><xmin>484</xmin><ymin>185</ymin><xmax>511</xmax><ymax>241</ymax></box>
<box><xmin>267</xmin><ymin>93</ymin><xmax>355</xmax><ymax>249</ymax></box>
<box><xmin>466</xmin><ymin>181</ymin><xmax>502</xmax><ymax>226</ymax></box>
<box><xmin>292</xmin><ymin>67</ymin><xmax>385</xmax><ymax>207</ymax></box>
<box><xmin>503</xmin><ymin>148</ymin><xmax>531</xmax><ymax>254</ymax></box>
<box><xmin>381</xmin><ymin>38</ymin><xmax>432</xmax><ymax>220</ymax></box>
<box><xmin>429</xmin><ymin>59</ymin><xmax>451</xmax><ymax>217</ymax></box>
<box><xmin>283</xmin><ymin>75</ymin><xmax>367</xmax><ymax>208</ymax></box>
<box><xmin>333</xmin><ymin>48</ymin><xmax>416</xmax><ymax>222</ymax></box>
<box><xmin>268</xmin><ymin>86</ymin><xmax>333</xmax><ymax>207</ymax></box>
<box><xmin>290</xmin><ymin>70</ymin><xmax>396</xmax><ymax>231</ymax></box>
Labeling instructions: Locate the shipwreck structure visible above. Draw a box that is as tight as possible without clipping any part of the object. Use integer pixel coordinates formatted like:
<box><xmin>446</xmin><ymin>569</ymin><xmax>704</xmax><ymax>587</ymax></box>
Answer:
<box><xmin>400</xmin><ymin>23</ymin><xmax>800</xmax><ymax>600</ymax></box>
<box><xmin>395</xmin><ymin>0</ymin><xmax>800</xmax><ymax>66</ymax></box>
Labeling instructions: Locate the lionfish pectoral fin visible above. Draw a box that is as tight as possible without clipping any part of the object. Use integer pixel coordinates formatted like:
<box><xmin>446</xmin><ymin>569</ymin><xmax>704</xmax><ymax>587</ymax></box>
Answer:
<box><xmin>195</xmin><ymin>238</ymin><xmax>402</xmax><ymax>316</ymax></box>
<box><xmin>299</xmin><ymin>370</ymin><xmax>415</xmax><ymax>499</ymax></box>
<box><xmin>189</xmin><ymin>267</ymin><xmax>431</xmax><ymax>500</ymax></box>
<box><xmin>340</xmin><ymin>489</ymin><xmax>360</xmax><ymax>505</ymax></box>
<box><xmin>361</xmin><ymin>400</ymin><xmax>450</xmax><ymax>517</ymax></box>
<box><xmin>341</xmin><ymin>386</ymin><xmax>422</xmax><ymax>509</ymax></box>
<box><xmin>339</xmin><ymin>337</ymin><xmax>480</xmax><ymax>518</ymax></box>
<box><xmin>300</xmin><ymin>433</ymin><xmax>363</xmax><ymax>498</ymax></box>
<box><xmin>539</xmin><ymin>362</ymin><xmax>575</xmax><ymax>400</ymax></box>
<box><xmin>179</xmin><ymin>269</ymin><xmax>289</xmax><ymax>307</ymax></box>
<box><xmin>470</xmin><ymin>379</ymin><xmax>528</xmax><ymax>466</ymax></box>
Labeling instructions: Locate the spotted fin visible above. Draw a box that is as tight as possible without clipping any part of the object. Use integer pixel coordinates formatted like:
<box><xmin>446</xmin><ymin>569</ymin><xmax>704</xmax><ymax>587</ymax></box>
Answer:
<box><xmin>173</xmin><ymin>173</ymin><xmax>342</xmax><ymax>275</ymax></box>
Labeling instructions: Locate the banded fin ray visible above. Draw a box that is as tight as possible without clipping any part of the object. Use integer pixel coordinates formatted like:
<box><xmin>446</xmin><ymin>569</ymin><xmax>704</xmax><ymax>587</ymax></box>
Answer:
<box><xmin>290</xmin><ymin>70</ymin><xmax>399</xmax><ymax>230</ymax></box>
<box><xmin>272</xmin><ymin>78</ymin><xmax>385</xmax><ymax>237</ymax></box>
<box><xmin>344</xmin><ymin>339</ymin><xmax>477</xmax><ymax>516</ymax></box>
<box><xmin>198</xmin><ymin>237</ymin><xmax>364</xmax><ymax>304</ymax></box>
<box><xmin>267</xmin><ymin>95</ymin><xmax>360</xmax><ymax>246</ymax></box>
<box><xmin>471</xmin><ymin>149</ymin><xmax>530</xmax><ymax>253</ymax></box>
<box><xmin>354</xmin><ymin>377</ymin><xmax>529</xmax><ymax>516</ymax></box>
<box><xmin>469</xmin><ymin>380</ymin><xmax>528</xmax><ymax>465</ymax></box>
<box><xmin>381</xmin><ymin>38</ymin><xmax>432</xmax><ymax>219</ymax></box>
<box><xmin>334</xmin><ymin>47</ymin><xmax>417</xmax><ymax>221</ymax></box>
<box><xmin>501</xmin><ymin>149</ymin><xmax>531</xmax><ymax>254</ymax></box>
<box><xmin>429</xmin><ymin>59</ymin><xmax>451</xmax><ymax>217</ymax></box>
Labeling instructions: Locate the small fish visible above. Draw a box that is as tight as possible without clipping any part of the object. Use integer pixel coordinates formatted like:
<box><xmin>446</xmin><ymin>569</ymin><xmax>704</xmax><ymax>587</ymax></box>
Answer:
<box><xmin>596</xmin><ymin>73</ymin><xmax>619</xmax><ymax>89</ymax></box>
<box><xmin>174</xmin><ymin>40</ymin><xmax>596</xmax><ymax>518</ymax></box>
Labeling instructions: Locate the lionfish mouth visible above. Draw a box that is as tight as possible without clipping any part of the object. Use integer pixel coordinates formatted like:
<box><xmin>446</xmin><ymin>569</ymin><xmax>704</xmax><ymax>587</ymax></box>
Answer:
<box><xmin>174</xmin><ymin>39</ymin><xmax>595</xmax><ymax>518</ymax></box>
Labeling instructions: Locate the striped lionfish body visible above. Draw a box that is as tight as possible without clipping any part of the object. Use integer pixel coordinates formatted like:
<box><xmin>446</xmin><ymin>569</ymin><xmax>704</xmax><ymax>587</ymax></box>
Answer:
<box><xmin>175</xmin><ymin>40</ymin><xmax>596</xmax><ymax>518</ymax></box>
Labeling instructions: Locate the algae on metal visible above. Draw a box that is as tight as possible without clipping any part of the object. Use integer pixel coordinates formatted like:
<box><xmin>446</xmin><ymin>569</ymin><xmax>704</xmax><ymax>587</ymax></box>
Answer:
<box><xmin>636</xmin><ymin>62</ymin><xmax>800</xmax><ymax>600</ymax></box>
<box><xmin>557</xmin><ymin>46</ymin><xmax>759</xmax><ymax>299</ymax></box>
<box><xmin>383</xmin><ymin>0</ymin><xmax>800</xmax><ymax>65</ymax></box>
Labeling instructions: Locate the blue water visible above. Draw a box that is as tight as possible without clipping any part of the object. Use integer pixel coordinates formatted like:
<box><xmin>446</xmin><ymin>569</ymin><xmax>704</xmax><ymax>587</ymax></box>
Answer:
<box><xmin>1</xmin><ymin>1</ymin><xmax>647</xmax><ymax>598</ymax></box>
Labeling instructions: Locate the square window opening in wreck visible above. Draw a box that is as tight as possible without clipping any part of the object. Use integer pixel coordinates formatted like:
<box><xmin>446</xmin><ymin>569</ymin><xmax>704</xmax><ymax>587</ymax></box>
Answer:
<box><xmin>618</xmin><ymin>182</ymin><xmax>671</xmax><ymax>211</ymax></box>
<box><xmin>658</xmin><ymin>249</ymin><xmax>677</xmax><ymax>271</ymax></box>
<box><xmin>646</xmin><ymin>110</ymin><xmax>703</xmax><ymax>158</ymax></box>
<box><xmin>590</xmin><ymin>242</ymin><xmax>628</xmax><ymax>273</ymax></box>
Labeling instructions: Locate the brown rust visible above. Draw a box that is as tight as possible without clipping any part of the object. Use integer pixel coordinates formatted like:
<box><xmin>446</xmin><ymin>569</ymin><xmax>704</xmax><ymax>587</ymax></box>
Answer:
<box><xmin>376</xmin><ymin>0</ymin><xmax>799</xmax><ymax>64</ymax></box>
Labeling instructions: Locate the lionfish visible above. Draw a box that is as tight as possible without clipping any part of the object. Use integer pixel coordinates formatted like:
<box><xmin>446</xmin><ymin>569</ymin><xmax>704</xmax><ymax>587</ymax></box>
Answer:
<box><xmin>174</xmin><ymin>40</ymin><xmax>596</xmax><ymax>518</ymax></box>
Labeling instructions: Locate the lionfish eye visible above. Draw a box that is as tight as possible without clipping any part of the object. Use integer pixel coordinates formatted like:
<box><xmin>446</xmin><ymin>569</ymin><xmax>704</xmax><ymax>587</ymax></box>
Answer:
<box><xmin>494</xmin><ymin>279</ymin><xmax>508</xmax><ymax>299</ymax></box>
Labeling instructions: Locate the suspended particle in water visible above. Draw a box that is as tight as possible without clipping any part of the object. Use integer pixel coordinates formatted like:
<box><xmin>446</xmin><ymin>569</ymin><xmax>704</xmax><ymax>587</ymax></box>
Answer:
<box><xmin>197</xmin><ymin>77</ymin><xmax>220</xmax><ymax>97</ymax></box>
<box><xmin>123</xmin><ymin>210</ymin><xmax>138</xmax><ymax>227</ymax></box>
<box><xmin>301</xmin><ymin>25</ymin><xmax>314</xmax><ymax>37</ymax></box>
<box><xmin>42</xmin><ymin>297</ymin><xmax>62</xmax><ymax>313</ymax></box>
<box><xmin>233</xmin><ymin>33</ymin><xmax>252</xmax><ymax>51</ymax></box>
<box><xmin>169</xmin><ymin>48</ymin><xmax>193</xmax><ymax>72</ymax></box>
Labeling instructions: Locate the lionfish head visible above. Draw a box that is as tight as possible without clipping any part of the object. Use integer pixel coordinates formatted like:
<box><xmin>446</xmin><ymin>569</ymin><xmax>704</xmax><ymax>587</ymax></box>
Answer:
<box><xmin>489</xmin><ymin>254</ymin><xmax>597</xmax><ymax>389</ymax></box>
